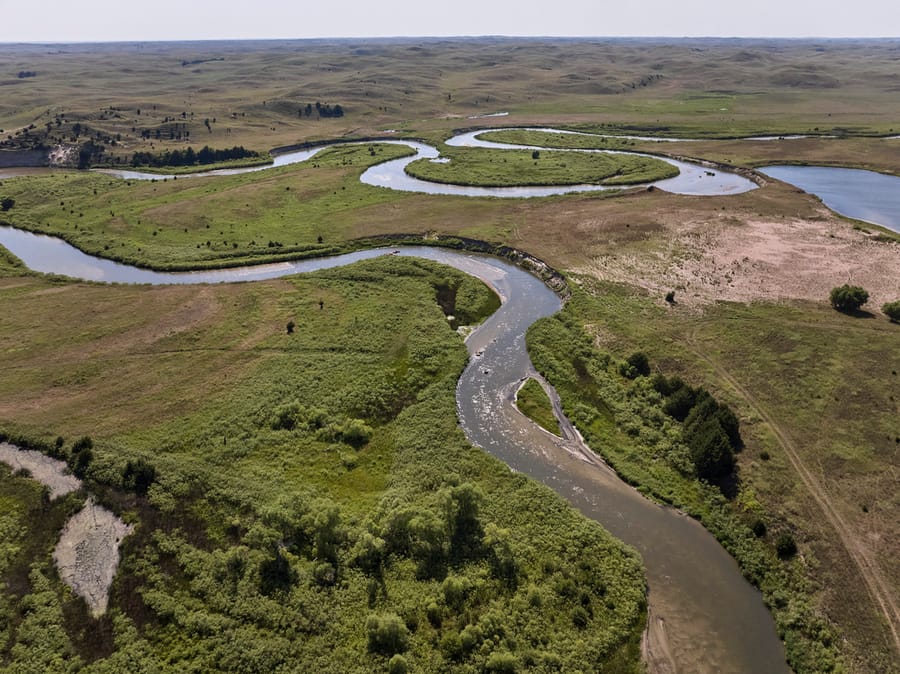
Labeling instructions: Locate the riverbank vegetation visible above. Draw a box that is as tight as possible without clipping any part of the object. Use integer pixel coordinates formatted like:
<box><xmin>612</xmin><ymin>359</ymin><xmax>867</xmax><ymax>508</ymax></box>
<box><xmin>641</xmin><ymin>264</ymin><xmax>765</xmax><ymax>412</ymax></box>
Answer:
<box><xmin>0</xmin><ymin>257</ymin><xmax>646</xmax><ymax>672</ymax></box>
<box><xmin>528</xmin><ymin>277</ymin><xmax>898</xmax><ymax>673</ymax></box>
<box><xmin>2</xmin><ymin>37</ymin><xmax>898</xmax><ymax>672</ymax></box>
<box><xmin>515</xmin><ymin>379</ymin><xmax>561</xmax><ymax>436</ymax></box>
<box><xmin>405</xmin><ymin>147</ymin><xmax>677</xmax><ymax>187</ymax></box>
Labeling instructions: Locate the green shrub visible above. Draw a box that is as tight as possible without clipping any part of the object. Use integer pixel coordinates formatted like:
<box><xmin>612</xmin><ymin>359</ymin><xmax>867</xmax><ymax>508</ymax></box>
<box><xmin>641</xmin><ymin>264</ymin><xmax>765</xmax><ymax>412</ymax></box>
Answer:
<box><xmin>829</xmin><ymin>284</ymin><xmax>869</xmax><ymax>312</ymax></box>
<box><xmin>619</xmin><ymin>351</ymin><xmax>650</xmax><ymax>379</ymax></box>
<box><xmin>882</xmin><ymin>300</ymin><xmax>900</xmax><ymax>322</ymax></box>
<box><xmin>776</xmin><ymin>533</ymin><xmax>798</xmax><ymax>559</ymax></box>
<box><xmin>388</xmin><ymin>654</ymin><xmax>409</xmax><ymax>674</ymax></box>
<box><xmin>121</xmin><ymin>458</ymin><xmax>157</xmax><ymax>495</ymax></box>
<box><xmin>366</xmin><ymin>613</ymin><xmax>409</xmax><ymax>655</ymax></box>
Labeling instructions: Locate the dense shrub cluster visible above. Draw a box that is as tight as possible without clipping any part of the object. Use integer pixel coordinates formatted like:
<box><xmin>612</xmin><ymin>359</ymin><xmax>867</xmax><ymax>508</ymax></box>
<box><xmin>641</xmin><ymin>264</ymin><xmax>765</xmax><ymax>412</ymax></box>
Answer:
<box><xmin>654</xmin><ymin>375</ymin><xmax>741</xmax><ymax>483</ymax></box>
<box><xmin>829</xmin><ymin>284</ymin><xmax>869</xmax><ymax>312</ymax></box>
<box><xmin>130</xmin><ymin>145</ymin><xmax>260</xmax><ymax>168</ymax></box>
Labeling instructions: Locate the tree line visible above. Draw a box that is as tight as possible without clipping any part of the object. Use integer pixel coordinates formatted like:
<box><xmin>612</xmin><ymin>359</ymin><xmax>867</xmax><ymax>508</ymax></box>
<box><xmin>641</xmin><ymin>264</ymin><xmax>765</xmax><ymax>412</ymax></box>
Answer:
<box><xmin>130</xmin><ymin>145</ymin><xmax>260</xmax><ymax>168</ymax></box>
<box><xmin>300</xmin><ymin>102</ymin><xmax>344</xmax><ymax>118</ymax></box>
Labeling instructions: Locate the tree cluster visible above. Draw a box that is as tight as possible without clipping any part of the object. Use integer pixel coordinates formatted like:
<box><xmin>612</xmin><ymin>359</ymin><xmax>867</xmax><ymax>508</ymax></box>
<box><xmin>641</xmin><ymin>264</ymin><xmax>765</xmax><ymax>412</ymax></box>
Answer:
<box><xmin>654</xmin><ymin>375</ymin><xmax>742</xmax><ymax>484</ymax></box>
<box><xmin>300</xmin><ymin>102</ymin><xmax>345</xmax><ymax>118</ymax></box>
<box><xmin>130</xmin><ymin>145</ymin><xmax>259</xmax><ymax>168</ymax></box>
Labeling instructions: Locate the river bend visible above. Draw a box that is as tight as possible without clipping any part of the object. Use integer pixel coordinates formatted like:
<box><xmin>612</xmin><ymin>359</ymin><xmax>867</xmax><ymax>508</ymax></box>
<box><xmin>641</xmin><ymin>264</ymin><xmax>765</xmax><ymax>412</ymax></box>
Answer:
<box><xmin>0</xmin><ymin>225</ymin><xmax>787</xmax><ymax>673</ymax></box>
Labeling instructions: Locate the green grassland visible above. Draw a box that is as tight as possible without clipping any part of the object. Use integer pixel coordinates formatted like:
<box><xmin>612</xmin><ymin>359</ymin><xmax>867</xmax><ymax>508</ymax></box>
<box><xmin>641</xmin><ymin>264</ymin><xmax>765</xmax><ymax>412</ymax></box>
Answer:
<box><xmin>405</xmin><ymin>146</ymin><xmax>677</xmax><ymax>187</ymax></box>
<box><xmin>2</xmin><ymin>39</ymin><xmax>900</xmax><ymax>169</ymax></box>
<box><xmin>515</xmin><ymin>379</ymin><xmax>561</xmax><ymax>436</ymax></box>
<box><xmin>0</xmin><ymin>258</ymin><xmax>646</xmax><ymax>673</ymax></box>
<box><xmin>0</xmin><ymin>144</ymin><xmax>416</xmax><ymax>268</ymax></box>
<box><xmin>526</xmin><ymin>278</ymin><xmax>898</xmax><ymax>673</ymax></box>
<box><xmin>1</xmin><ymin>37</ymin><xmax>899</xmax><ymax>673</ymax></box>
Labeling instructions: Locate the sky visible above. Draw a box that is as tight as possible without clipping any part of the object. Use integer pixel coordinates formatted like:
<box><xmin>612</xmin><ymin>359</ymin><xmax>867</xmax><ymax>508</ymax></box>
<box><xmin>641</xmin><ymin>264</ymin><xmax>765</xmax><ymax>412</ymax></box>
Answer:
<box><xmin>1</xmin><ymin>0</ymin><xmax>898</xmax><ymax>42</ymax></box>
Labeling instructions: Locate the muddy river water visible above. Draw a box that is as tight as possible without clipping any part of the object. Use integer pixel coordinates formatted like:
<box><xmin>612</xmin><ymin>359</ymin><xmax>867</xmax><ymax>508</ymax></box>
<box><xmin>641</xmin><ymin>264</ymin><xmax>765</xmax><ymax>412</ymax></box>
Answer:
<box><xmin>0</xmin><ymin>223</ymin><xmax>789</xmax><ymax>672</ymax></box>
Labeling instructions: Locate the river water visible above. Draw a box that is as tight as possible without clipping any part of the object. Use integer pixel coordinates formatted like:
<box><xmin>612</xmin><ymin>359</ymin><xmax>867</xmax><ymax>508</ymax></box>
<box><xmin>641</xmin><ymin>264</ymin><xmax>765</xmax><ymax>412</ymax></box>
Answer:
<box><xmin>0</xmin><ymin>224</ymin><xmax>788</xmax><ymax>672</ymax></box>
<box><xmin>70</xmin><ymin>129</ymin><xmax>760</xmax><ymax>198</ymax></box>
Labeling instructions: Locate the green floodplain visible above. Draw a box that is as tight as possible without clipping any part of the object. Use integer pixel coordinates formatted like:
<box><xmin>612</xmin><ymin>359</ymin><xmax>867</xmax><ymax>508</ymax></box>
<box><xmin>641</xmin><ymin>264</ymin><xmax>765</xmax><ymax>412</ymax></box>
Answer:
<box><xmin>0</xmin><ymin>38</ymin><xmax>898</xmax><ymax>673</ymax></box>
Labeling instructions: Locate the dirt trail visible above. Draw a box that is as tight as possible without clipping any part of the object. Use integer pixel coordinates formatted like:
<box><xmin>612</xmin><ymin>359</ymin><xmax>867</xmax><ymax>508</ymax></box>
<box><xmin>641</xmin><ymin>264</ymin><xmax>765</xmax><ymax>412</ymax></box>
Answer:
<box><xmin>686</xmin><ymin>339</ymin><xmax>900</xmax><ymax>657</ymax></box>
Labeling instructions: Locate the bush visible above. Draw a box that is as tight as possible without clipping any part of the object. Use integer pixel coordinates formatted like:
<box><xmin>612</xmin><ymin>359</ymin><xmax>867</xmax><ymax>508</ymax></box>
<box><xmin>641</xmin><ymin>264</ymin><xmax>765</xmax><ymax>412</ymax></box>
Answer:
<box><xmin>620</xmin><ymin>351</ymin><xmax>650</xmax><ymax>379</ymax></box>
<box><xmin>71</xmin><ymin>435</ymin><xmax>93</xmax><ymax>454</ymax></box>
<box><xmin>122</xmin><ymin>459</ymin><xmax>157</xmax><ymax>495</ymax></box>
<box><xmin>829</xmin><ymin>284</ymin><xmax>869</xmax><ymax>312</ymax></box>
<box><xmin>388</xmin><ymin>654</ymin><xmax>409</xmax><ymax>674</ymax></box>
<box><xmin>775</xmin><ymin>533</ymin><xmax>798</xmax><ymax>559</ymax></box>
<box><xmin>366</xmin><ymin>613</ymin><xmax>409</xmax><ymax>655</ymax></box>
<box><xmin>882</xmin><ymin>300</ymin><xmax>900</xmax><ymax>322</ymax></box>
<box><xmin>751</xmin><ymin>519</ymin><xmax>767</xmax><ymax>538</ymax></box>
<box><xmin>485</xmin><ymin>651</ymin><xmax>519</xmax><ymax>672</ymax></box>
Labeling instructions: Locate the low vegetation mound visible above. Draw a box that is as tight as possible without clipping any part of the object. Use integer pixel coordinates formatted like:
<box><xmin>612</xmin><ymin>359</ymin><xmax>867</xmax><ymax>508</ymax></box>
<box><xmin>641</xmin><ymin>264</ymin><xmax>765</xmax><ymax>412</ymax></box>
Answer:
<box><xmin>405</xmin><ymin>146</ymin><xmax>677</xmax><ymax>188</ymax></box>
<box><xmin>514</xmin><ymin>378</ymin><xmax>561</xmax><ymax>435</ymax></box>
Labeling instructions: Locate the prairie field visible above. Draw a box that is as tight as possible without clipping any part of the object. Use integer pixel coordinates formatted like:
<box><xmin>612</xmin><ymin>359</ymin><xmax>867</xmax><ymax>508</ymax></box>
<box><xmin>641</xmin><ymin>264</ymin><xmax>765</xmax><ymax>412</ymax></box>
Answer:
<box><xmin>1</xmin><ymin>37</ymin><xmax>898</xmax><ymax>673</ymax></box>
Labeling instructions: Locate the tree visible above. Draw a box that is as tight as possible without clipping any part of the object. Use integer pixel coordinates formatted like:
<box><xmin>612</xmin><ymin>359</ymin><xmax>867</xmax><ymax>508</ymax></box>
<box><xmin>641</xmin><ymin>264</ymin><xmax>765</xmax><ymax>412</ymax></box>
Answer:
<box><xmin>775</xmin><ymin>533</ymin><xmax>797</xmax><ymax>559</ymax></box>
<box><xmin>829</xmin><ymin>284</ymin><xmax>869</xmax><ymax>312</ymax></box>
<box><xmin>0</xmin><ymin>197</ymin><xmax>14</xmax><ymax>212</ymax></box>
<box><xmin>882</xmin><ymin>300</ymin><xmax>900</xmax><ymax>322</ymax></box>
<box><xmin>620</xmin><ymin>351</ymin><xmax>650</xmax><ymax>379</ymax></box>
<box><xmin>366</xmin><ymin>613</ymin><xmax>409</xmax><ymax>655</ymax></box>
<box><xmin>122</xmin><ymin>459</ymin><xmax>156</xmax><ymax>495</ymax></box>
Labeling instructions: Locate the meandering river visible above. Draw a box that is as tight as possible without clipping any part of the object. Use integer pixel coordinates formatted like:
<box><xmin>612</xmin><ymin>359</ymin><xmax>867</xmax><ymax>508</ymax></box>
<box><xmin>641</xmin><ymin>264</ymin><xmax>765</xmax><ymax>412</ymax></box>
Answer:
<box><xmin>6</xmin><ymin>130</ymin><xmax>893</xmax><ymax>672</ymax></box>
<box><xmin>0</xmin><ymin>224</ymin><xmax>788</xmax><ymax>673</ymax></box>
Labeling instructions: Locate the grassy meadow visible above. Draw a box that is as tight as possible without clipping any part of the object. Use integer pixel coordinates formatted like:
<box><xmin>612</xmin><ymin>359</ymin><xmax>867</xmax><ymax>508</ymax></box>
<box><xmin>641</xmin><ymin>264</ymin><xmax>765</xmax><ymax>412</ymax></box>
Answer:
<box><xmin>1</xmin><ymin>37</ymin><xmax>899</xmax><ymax>673</ymax></box>
<box><xmin>405</xmin><ymin>146</ymin><xmax>677</xmax><ymax>187</ymax></box>
<box><xmin>0</xmin><ymin>258</ymin><xmax>646</xmax><ymax>673</ymax></box>
<box><xmin>514</xmin><ymin>379</ymin><xmax>561</xmax><ymax>436</ymax></box>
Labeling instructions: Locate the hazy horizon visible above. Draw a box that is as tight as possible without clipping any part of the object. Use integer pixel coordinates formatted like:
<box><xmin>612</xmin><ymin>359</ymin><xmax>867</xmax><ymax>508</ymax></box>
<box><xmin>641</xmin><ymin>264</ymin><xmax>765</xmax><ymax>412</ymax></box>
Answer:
<box><xmin>1</xmin><ymin>0</ymin><xmax>898</xmax><ymax>42</ymax></box>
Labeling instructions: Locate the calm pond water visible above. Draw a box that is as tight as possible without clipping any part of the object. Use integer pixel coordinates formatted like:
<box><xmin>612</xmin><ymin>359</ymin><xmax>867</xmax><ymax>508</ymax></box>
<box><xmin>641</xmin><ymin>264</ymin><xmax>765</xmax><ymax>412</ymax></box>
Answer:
<box><xmin>759</xmin><ymin>165</ymin><xmax>900</xmax><ymax>233</ymax></box>
<box><xmin>0</xmin><ymin>225</ymin><xmax>788</xmax><ymax>673</ymax></box>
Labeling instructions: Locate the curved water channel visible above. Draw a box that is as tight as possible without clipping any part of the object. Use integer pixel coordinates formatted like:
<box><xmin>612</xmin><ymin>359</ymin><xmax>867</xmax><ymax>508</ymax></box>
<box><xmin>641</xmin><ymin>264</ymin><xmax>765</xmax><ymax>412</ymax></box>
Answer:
<box><xmin>0</xmin><ymin>224</ymin><xmax>788</xmax><ymax>673</ymax></box>
<box><xmin>79</xmin><ymin>127</ymin><xmax>759</xmax><ymax>197</ymax></box>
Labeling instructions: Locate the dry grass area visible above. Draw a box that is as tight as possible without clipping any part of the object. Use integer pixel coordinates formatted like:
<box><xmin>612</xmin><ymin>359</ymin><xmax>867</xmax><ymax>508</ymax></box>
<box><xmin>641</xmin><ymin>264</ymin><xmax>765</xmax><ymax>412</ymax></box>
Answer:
<box><xmin>577</xmin><ymin>206</ymin><xmax>900</xmax><ymax>310</ymax></box>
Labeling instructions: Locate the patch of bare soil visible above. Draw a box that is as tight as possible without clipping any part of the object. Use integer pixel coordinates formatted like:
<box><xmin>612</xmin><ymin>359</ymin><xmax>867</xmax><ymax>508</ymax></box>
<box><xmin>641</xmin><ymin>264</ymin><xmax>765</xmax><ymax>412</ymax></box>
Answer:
<box><xmin>577</xmin><ymin>209</ymin><xmax>900</xmax><ymax>309</ymax></box>
<box><xmin>53</xmin><ymin>498</ymin><xmax>133</xmax><ymax>618</ymax></box>
<box><xmin>1</xmin><ymin>443</ymin><xmax>132</xmax><ymax>617</ymax></box>
<box><xmin>0</xmin><ymin>441</ymin><xmax>81</xmax><ymax>498</ymax></box>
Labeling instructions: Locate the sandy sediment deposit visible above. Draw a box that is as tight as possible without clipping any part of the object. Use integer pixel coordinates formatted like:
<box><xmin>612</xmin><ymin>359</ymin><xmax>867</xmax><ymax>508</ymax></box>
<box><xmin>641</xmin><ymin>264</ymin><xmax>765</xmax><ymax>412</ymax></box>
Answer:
<box><xmin>0</xmin><ymin>442</ymin><xmax>132</xmax><ymax>617</ymax></box>
<box><xmin>53</xmin><ymin>498</ymin><xmax>134</xmax><ymax>617</ymax></box>
<box><xmin>0</xmin><ymin>441</ymin><xmax>81</xmax><ymax>498</ymax></box>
